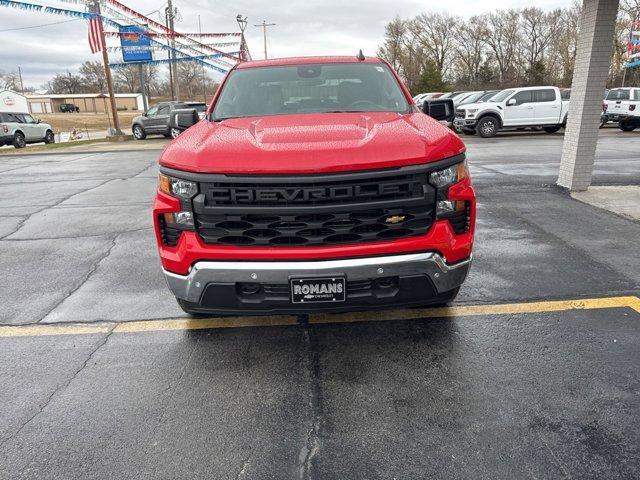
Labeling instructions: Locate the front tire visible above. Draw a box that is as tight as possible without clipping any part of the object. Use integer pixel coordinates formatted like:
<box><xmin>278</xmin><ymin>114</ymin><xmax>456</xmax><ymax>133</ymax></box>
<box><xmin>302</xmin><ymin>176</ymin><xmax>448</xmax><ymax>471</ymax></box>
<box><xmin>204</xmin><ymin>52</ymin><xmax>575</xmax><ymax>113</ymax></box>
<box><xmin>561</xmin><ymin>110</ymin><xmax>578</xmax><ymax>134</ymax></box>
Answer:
<box><xmin>543</xmin><ymin>125</ymin><xmax>562</xmax><ymax>134</ymax></box>
<box><xmin>170</xmin><ymin>127</ymin><xmax>181</xmax><ymax>139</ymax></box>
<box><xmin>619</xmin><ymin>120</ymin><xmax>637</xmax><ymax>132</ymax></box>
<box><xmin>132</xmin><ymin>124</ymin><xmax>147</xmax><ymax>140</ymax></box>
<box><xmin>44</xmin><ymin>130</ymin><xmax>55</xmax><ymax>144</ymax></box>
<box><xmin>461</xmin><ymin>128</ymin><xmax>475</xmax><ymax>136</ymax></box>
<box><xmin>13</xmin><ymin>132</ymin><xmax>26</xmax><ymax>148</ymax></box>
<box><xmin>476</xmin><ymin>116</ymin><xmax>499</xmax><ymax>138</ymax></box>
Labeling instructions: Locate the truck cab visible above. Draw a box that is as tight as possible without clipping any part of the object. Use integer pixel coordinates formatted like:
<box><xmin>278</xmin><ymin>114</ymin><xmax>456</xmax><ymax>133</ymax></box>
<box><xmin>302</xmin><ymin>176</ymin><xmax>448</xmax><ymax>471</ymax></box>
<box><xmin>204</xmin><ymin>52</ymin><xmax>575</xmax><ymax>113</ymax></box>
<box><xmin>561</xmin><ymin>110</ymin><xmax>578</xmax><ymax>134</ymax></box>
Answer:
<box><xmin>602</xmin><ymin>87</ymin><xmax>640</xmax><ymax>131</ymax></box>
<box><xmin>454</xmin><ymin>86</ymin><xmax>569</xmax><ymax>137</ymax></box>
<box><xmin>154</xmin><ymin>56</ymin><xmax>475</xmax><ymax>316</ymax></box>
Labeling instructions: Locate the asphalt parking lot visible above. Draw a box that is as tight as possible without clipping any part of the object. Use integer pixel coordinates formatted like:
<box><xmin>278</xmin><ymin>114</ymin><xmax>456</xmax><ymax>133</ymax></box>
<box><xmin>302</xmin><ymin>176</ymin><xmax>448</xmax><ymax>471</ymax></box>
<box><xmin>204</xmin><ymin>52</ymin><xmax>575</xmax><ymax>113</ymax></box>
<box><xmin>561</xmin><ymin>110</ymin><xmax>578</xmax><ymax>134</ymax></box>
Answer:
<box><xmin>1</xmin><ymin>132</ymin><xmax>639</xmax><ymax>479</ymax></box>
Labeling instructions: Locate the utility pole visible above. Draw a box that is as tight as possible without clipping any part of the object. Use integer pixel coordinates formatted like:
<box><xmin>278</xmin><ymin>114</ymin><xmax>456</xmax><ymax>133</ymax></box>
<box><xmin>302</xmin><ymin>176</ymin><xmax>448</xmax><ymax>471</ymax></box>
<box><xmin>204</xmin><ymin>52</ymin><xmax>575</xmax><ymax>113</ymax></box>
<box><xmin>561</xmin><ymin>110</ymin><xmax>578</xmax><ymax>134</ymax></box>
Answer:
<box><xmin>199</xmin><ymin>14</ymin><xmax>206</xmax><ymax>103</ymax></box>
<box><xmin>17</xmin><ymin>66</ymin><xmax>24</xmax><ymax>94</ymax></box>
<box><xmin>165</xmin><ymin>9</ymin><xmax>175</xmax><ymax>100</ymax></box>
<box><xmin>93</xmin><ymin>0</ymin><xmax>122</xmax><ymax>135</ymax></box>
<box><xmin>254</xmin><ymin>20</ymin><xmax>275</xmax><ymax>59</ymax></box>
<box><xmin>166</xmin><ymin>0</ymin><xmax>179</xmax><ymax>100</ymax></box>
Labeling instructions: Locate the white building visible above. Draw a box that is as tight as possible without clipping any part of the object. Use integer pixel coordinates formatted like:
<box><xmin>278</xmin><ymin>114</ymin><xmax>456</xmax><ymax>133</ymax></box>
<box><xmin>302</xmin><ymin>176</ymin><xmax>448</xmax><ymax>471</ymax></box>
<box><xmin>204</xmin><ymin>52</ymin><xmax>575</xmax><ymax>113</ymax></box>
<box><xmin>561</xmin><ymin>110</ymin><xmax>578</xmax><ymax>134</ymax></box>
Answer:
<box><xmin>0</xmin><ymin>90</ymin><xmax>29</xmax><ymax>114</ymax></box>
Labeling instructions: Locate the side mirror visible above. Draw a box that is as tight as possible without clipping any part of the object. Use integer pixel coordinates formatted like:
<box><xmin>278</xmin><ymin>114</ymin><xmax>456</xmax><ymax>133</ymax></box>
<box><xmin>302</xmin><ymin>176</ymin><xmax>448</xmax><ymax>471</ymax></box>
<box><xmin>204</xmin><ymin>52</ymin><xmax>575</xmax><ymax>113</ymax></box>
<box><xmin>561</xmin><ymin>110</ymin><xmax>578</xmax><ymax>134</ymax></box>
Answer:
<box><xmin>143</xmin><ymin>112</ymin><xmax>148</xmax><ymax>117</ymax></box>
<box><xmin>507</xmin><ymin>98</ymin><xmax>517</xmax><ymax>106</ymax></box>
<box><xmin>422</xmin><ymin>99</ymin><xmax>455</xmax><ymax>122</ymax></box>
<box><xmin>170</xmin><ymin>108</ymin><xmax>199</xmax><ymax>132</ymax></box>
<box><xmin>36</xmin><ymin>119</ymin><xmax>41</xmax><ymax>124</ymax></box>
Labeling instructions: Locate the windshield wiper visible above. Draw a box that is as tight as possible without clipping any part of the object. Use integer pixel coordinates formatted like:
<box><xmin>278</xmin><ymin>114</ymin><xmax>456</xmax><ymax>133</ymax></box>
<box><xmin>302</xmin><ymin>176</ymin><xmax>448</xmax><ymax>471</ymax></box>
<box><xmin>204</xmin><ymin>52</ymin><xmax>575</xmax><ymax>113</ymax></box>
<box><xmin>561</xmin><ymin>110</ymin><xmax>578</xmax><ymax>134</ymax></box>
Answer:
<box><xmin>213</xmin><ymin>116</ymin><xmax>242</xmax><ymax>122</ymax></box>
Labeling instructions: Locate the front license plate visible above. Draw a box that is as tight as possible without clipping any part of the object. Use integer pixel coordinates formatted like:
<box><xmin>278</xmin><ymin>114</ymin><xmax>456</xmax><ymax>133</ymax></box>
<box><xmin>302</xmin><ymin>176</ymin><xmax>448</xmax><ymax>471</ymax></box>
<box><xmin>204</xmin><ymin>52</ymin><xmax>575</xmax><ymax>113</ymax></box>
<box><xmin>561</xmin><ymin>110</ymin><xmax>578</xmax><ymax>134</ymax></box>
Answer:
<box><xmin>290</xmin><ymin>277</ymin><xmax>346</xmax><ymax>304</ymax></box>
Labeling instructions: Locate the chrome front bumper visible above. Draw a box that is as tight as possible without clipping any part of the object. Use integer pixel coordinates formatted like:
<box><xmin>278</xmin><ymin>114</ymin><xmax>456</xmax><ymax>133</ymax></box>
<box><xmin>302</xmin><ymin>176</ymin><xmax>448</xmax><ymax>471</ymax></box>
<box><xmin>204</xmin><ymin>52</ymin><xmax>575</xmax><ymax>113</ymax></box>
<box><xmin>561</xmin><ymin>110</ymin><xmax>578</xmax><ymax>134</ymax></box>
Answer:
<box><xmin>163</xmin><ymin>252</ymin><xmax>472</xmax><ymax>304</ymax></box>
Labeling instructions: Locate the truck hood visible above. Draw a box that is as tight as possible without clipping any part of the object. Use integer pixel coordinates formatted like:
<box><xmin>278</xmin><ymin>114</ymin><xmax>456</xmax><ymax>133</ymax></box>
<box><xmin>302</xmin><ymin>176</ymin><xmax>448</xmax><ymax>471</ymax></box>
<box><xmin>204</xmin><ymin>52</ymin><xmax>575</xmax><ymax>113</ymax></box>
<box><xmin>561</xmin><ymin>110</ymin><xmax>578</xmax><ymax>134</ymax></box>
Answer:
<box><xmin>457</xmin><ymin>102</ymin><xmax>490</xmax><ymax>111</ymax></box>
<box><xmin>159</xmin><ymin>112</ymin><xmax>465</xmax><ymax>174</ymax></box>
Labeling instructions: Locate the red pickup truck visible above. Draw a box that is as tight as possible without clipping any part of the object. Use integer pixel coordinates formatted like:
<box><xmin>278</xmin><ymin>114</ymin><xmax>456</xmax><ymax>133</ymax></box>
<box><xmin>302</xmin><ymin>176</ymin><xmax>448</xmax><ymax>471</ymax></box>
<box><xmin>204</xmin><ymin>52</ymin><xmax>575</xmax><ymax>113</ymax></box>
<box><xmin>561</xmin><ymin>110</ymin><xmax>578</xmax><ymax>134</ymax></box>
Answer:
<box><xmin>153</xmin><ymin>56</ymin><xmax>475</xmax><ymax>315</ymax></box>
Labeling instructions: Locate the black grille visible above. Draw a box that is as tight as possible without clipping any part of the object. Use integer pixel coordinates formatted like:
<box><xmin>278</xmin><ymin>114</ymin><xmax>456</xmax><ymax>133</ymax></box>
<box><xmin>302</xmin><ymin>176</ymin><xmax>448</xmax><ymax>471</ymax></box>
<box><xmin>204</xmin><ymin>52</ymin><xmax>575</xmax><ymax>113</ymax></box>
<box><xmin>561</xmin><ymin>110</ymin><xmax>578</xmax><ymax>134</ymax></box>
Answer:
<box><xmin>159</xmin><ymin>217</ymin><xmax>181</xmax><ymax>247</ymax></box>
<box><xmin>455</xmin><ymin>109</ymin><xmax>465</xmax><ymax>119</ymax></box>
<box><xmin>195</xmin><ymin>206</ymin><xmax>432</xmax><ymax>246</ymax></box>
<box><xmin>189</xmin><ymin>165</ymin><xmax>438</xmax><ymax>247</ymax></box>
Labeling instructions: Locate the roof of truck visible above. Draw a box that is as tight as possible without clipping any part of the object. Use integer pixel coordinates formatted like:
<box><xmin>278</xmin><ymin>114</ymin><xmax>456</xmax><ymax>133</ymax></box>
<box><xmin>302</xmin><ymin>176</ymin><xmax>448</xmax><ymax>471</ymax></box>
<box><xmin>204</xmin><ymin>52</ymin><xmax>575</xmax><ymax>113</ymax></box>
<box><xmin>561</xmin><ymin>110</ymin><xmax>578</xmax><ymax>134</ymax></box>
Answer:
<box><xmin>235</xmin><ymin>56</ymin><xmax>383</xmax><ymax>69</ymax></box>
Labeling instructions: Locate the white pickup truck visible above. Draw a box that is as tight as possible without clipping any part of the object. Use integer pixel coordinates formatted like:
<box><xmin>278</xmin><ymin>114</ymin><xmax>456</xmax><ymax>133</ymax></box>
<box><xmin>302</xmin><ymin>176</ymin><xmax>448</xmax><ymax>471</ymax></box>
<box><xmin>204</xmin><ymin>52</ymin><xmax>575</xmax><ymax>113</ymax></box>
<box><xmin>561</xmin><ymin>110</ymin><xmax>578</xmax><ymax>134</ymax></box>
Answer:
<box><xmin>453</xmin><ymin>86</ymin><xmax>569</xmax><ymax>138</ymax></box>
<box><xmin>602</xmin><ymin>87</ymin><xmax>640</xmax><ymax>131</ymax></box>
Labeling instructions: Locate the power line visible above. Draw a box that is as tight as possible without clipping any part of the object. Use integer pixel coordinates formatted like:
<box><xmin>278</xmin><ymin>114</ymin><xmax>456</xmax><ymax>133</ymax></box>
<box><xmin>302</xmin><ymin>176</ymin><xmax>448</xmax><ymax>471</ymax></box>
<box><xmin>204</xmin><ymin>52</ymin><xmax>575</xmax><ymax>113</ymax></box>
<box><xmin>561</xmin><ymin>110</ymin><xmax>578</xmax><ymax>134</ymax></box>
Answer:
<box><xmin>0</xmin><ymin>17</ymin><xmax>79</xmax><ymax>33</ymax></box>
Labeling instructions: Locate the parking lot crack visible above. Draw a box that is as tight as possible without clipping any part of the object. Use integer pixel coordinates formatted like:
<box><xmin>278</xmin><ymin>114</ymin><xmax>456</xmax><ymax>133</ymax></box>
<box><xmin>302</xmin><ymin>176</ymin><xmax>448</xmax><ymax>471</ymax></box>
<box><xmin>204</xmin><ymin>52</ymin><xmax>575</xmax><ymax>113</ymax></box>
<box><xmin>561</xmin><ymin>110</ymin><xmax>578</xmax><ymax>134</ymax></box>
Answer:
<box><xmin>0</xmin><ymin>178</ymin><xmax>115</xmax><ymax>240</ymax></box>
<box><xmin>0</xmin><ymin>324</ymin><xmax>115</xmax><ymax>448</ymax></box>
<box><xmin>298</xmin><ymin>323</ymin><xmax>323</xmax><ymax>480</ymax></box>
<box><xmin>38</xmin><ymin>233</ymin><xmax>120</xmax><ymax>323</ymax></box>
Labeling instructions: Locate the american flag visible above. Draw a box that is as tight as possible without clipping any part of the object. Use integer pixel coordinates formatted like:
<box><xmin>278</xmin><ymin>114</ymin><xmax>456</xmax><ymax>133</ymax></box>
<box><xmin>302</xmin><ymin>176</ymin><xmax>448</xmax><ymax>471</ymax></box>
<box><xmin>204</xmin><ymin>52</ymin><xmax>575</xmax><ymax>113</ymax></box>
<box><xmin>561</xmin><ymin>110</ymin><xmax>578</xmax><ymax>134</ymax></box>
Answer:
<box><xmin>88</xmin><ymin>13</ymin><xmax>105</xmax><ymax>54</ymax></box>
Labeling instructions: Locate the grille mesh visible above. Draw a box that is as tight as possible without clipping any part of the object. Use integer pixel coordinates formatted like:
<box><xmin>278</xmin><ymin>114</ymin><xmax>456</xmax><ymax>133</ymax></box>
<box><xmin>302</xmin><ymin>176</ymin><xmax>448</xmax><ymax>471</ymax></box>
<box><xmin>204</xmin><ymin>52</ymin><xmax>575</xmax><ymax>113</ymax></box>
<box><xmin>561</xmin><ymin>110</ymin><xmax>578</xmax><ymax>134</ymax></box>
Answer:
<box><xmin>196</xmin><ymin>206</ymin><xmax>432</xmax><ymax>246</ymax></box>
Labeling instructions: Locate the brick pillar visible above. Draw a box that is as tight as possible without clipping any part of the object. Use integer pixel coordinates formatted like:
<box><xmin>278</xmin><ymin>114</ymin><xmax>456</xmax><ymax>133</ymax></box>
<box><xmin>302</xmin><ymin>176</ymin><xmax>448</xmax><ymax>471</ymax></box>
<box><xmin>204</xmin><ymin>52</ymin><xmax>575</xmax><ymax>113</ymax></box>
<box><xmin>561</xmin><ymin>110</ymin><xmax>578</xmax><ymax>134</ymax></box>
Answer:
<box><xmin>557</xmin><ymin>0</ymin><xmax>619</xmax><ymax>191</ymax></box>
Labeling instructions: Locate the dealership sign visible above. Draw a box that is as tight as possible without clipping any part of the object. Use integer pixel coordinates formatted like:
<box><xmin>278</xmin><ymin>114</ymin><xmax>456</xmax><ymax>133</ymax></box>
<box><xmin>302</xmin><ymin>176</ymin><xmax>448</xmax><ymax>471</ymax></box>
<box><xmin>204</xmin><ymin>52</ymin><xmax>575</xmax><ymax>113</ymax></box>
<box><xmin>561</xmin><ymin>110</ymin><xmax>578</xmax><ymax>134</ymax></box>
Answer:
<box><xmin>119</xmin><ymin>25</ymin><xmax>152</xmax><ymax>63</ymax></box>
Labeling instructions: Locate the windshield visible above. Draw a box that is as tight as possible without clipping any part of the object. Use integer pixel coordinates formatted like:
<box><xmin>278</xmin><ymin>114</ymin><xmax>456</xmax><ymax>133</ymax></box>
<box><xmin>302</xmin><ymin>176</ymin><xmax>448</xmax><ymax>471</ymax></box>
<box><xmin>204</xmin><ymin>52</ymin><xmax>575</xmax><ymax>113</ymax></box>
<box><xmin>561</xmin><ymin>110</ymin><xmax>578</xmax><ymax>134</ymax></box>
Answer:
<box><xmin>490</xmin><ymin>90</ymin><xmax>515</xmax><ymax>102</ymax></box>
<box><xmin>606</xmin><ymin>89</ymin><xmax>630</xmax><ymax>100</ymax></box>
<box><xmin>478</xmin><ymin>91</ymin><xmax>498</xmax><ymax>102</ymax></box>
<box><xmin>212</xmin><ymin>63</ymin><xmax>410</xmax><ymax>120</ymax></box>
<box><xmin>459</xmin><ymin>92</ymin><xmax>483</xmax><ymax>105</ymax></box>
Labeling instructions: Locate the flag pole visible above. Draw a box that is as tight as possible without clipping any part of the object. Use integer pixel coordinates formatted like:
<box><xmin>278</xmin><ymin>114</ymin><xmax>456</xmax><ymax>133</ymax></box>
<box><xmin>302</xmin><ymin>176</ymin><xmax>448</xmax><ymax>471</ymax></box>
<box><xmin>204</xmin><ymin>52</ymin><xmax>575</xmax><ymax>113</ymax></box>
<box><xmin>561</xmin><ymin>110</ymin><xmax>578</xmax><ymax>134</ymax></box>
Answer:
<box><xmin>93</xmin><ymin>0</ymin><xmax>122</xmax><ymax>135</ymax></box>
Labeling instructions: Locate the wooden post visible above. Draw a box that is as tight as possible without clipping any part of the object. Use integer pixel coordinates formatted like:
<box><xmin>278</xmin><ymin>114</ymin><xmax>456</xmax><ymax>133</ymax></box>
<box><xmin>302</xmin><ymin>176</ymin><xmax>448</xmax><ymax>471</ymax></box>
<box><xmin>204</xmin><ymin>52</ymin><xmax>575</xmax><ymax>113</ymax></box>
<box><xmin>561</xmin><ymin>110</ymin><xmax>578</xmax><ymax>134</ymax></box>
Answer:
<box><xmin>93</xmin><ymin>0</ymin><xmax>122</xmax><ymax>135</ymax></box>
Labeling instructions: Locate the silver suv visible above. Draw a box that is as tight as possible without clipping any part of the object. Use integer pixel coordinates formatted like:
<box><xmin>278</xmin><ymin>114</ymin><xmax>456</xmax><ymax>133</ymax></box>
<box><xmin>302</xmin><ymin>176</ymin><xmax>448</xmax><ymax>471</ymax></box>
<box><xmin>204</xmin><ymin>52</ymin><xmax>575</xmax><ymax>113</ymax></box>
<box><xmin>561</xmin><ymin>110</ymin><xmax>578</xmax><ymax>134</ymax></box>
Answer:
<box><xmin>0</xmin><ymin>112</ymin><xmax>55</xmax><ymax>148</ymax></box>
<box><xmin>131</xmin><ymin>101</ymin><xmax>206</xmax><ymax>140</ymax></box>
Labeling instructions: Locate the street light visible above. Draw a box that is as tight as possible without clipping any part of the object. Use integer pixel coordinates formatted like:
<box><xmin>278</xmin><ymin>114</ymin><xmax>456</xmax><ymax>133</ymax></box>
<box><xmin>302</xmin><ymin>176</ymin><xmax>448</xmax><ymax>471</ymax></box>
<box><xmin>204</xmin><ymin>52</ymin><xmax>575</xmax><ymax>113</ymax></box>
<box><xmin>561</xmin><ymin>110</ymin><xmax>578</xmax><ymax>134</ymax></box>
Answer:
<box><xmin>236</xmin><ymin>14</ymin><xmax>248</xmax><ymax>62</ymax></box>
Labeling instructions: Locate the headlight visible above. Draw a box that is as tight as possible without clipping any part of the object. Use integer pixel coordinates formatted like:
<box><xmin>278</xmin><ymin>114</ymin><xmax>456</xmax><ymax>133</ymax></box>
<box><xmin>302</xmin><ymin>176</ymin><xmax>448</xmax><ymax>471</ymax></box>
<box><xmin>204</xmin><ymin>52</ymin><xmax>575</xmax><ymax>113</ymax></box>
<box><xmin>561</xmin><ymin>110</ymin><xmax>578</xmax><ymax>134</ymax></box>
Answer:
<box><xmin>429</xmin><ymin>161</ymin><xmax>468</xmax><ymax>189</ymax></box>
<box><xmin>159</xmin><ymin>174</ymin><xmax>198</xmax><ymax>199</ymax></box>
<box><xmin>466</xmin><ymin>108</ymin><xmax>478</xmax><ymax>115</ymax></box>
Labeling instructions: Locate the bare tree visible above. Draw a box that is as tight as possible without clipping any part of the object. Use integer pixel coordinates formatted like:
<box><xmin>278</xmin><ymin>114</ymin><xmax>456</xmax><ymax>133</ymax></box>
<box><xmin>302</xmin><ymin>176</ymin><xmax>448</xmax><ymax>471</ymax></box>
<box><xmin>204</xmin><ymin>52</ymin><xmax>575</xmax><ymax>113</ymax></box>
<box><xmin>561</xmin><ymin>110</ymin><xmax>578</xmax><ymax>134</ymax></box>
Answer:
<box><xmin>480</xmin><ymin>9</ymin><xmax>522</xmax><ymax>86</ymax></box>
<box><xmin>0</xmin><ymin>71</ymin><xmax>20</xmax><ymax>90</ymax></box>
<box><xmin>79</xmin><ymin>61</ymin><xmax>106</xmax><ymax>93</ymax></box>
<box><xmin>520</xmin><ymin>7</ymin><xmax>561</xmax><ymax>84</ymax></box>
<box><xmin>49</xmin><ymin>71</ymin><xmax>83</xmax><ymax>94</ymax></box>
<box><xmin>409</xmin><ymin>12</ymin><xmax>459</xmax><ymax>81</ymax></box>
<box><xmin>454</xmin><ymin>16</ymin><xmax>488</xmax><ymax>87</ymax></box>
<box><xmin>377</xmin><ymin>17</ymin><xmax>407</xmax><ymax>73</ymax></box>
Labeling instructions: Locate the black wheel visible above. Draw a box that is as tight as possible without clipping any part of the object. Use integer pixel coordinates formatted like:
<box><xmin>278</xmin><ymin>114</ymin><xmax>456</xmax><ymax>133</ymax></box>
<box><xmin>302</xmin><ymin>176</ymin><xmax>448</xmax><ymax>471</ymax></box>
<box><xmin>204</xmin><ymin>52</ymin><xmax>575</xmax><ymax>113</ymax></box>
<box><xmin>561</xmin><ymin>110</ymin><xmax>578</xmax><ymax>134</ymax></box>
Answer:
<box><xmin>619</xmin><ymin>120</ymin><xmax>637</xmax><ymax>132</ymax></box>
<box><xmin>163</xmin><ymin>131</ymin><xmax>172</xmax><ymax>138</ymax></box>
<box><xmin>476</xmin><ymin>116</ymin><xmax>499</xmax><ymax>138</ymax></box>
<box><xmin>176</xmin><ymin>298</ymin><xmax>210</xmax><ymax>317</ymax></box>
<box><xmin>13</xmin><ymin>132</ymin><xmax>26</xmax><ymax>149</ymax></box>
<box><xmin>132</xmin><ymin>124</ymin><xmax>146</xmax><ymax>140</ymax></box>
<box><xmin>461</xmin><ymin>128</ymin><xmax>475</xmax><ymax>136</ymax></box>
<box><xmin>170</xmin><ymin>127</ymin><xmax>181</xmax><ymax>139</ymax></box>
<box><xmin>44</xmin><ymin>130</ymin><xmax>55</xmax><ymax>144</ymax></box>
<box><xmin>543</xmin><ymin>125</ymin><xmax>562</xmax><ymax>134</ymax></box>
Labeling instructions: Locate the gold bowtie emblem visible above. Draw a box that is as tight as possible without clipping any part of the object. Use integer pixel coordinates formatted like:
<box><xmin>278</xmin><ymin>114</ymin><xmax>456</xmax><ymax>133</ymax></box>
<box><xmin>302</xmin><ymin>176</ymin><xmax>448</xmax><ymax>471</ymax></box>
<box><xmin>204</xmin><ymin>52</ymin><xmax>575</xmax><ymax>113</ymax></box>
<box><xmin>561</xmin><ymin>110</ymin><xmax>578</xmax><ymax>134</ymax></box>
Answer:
<box><xmin>385</xmin><ymin>215</ymin><xmax>406</xmax><ymax>224</ymax></box>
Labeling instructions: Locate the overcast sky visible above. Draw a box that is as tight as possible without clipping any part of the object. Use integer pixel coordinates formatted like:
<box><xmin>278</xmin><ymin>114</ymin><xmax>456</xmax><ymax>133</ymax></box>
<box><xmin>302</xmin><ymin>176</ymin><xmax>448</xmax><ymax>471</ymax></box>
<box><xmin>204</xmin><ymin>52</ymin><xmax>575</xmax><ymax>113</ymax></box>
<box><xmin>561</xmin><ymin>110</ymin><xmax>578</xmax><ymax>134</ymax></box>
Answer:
<box><xmin>0</xmin><ymin>0</ymin><xmax>571</xmax><ymax>88</ymax></box>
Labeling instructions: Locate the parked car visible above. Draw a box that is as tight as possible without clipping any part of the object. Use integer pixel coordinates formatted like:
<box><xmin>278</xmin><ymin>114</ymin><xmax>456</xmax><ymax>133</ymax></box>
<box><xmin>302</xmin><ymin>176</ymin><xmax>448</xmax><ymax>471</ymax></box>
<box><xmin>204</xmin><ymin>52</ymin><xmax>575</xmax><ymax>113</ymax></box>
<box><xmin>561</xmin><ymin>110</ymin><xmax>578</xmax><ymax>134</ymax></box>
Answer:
<box><xmin>453</xmin><ymin>86</ymin><xmax>569</xmax><ymax>137</ymax></box>
<box><xmin>59</xmin><ymin>103</ymin><xmax>80</xmax><ymax>113</ymax></box>
<box><xmin>439</xmin><ymin>91</ymin><xmax>469</xmax><ymax>102</ymax></box>
<box><xmin>413</xmin><ymin>92</ymin><xmax>444</xmax><ymax>108</ymax></box>
<box><xmin>157</xmin><ymin>55</ymin><xmax>475</xmax><ymax>316</ymax></box>
<box><xmin>602</xmin><ymin>87</ymin><xmax>640</xmax><ymax>131</ymax></box>
<box><xmin>131</xmin><ymin>101</ymin><xmax>207</xmax><ymax>140</ymax></box>
<box><xmin>0</xmin><ymin>112</ymin><xmax>55</xmax><ymax>148</ymax></box>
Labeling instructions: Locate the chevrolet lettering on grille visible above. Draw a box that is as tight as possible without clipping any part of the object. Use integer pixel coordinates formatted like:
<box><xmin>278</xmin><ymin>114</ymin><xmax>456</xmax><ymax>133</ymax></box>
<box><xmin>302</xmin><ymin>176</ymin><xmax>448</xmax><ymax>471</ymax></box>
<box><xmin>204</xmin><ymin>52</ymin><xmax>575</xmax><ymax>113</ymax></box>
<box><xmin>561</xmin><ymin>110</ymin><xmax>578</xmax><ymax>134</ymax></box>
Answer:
<box><xmin>209</xmin><ymin>181</ymin><xmax>421</xmax><ymax>204</ymax></box>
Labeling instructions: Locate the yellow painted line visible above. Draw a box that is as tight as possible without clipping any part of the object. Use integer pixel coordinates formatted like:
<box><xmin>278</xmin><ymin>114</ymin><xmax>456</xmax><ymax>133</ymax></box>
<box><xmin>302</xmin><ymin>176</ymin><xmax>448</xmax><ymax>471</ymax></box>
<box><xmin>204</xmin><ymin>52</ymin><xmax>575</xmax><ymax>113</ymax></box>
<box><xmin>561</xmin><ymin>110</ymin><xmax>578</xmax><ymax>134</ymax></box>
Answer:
<box><xmin>0</xmin><ymin>295</ymin><xmax>638</xmax><ymax>338</ymax></box>
<box><xmin>308</xmin><ymin>295</ymin><xmax>640</xmax><ymax>325</ymax></box>
<box><xmin>112</xmin><ymin>315</ymin><xmax>298</xmax><ymax>334</ymax></box>
<box><xmin>0</xmin><ymin>322</ymin><xmax>114</xmax><ymax>338</ymax></box>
